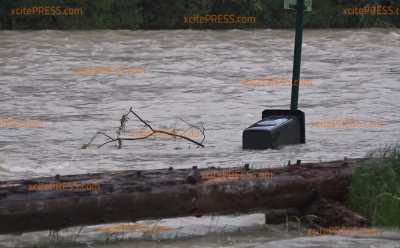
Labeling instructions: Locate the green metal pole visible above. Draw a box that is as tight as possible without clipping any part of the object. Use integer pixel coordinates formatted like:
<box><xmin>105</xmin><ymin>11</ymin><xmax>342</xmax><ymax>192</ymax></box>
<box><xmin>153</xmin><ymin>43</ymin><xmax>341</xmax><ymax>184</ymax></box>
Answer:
<box><xmin>290</xmin><ymin>0</ymin><xmax>305</xmax><ymax>110</ymax></box>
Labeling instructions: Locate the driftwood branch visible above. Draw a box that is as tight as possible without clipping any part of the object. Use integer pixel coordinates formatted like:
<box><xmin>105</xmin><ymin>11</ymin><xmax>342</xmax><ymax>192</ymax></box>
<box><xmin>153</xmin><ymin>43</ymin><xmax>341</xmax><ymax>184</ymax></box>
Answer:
<box><xmin>82</xmin><ymin>107</ymin><xmax>205</xmax><ymax>149</ymax></box>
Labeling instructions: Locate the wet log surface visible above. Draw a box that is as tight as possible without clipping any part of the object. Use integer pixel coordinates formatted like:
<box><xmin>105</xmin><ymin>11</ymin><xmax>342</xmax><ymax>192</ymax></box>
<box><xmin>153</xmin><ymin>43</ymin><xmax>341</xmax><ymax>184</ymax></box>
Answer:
<box><xmin>0</xmin><ymin>158</ymin><xmax>366</xmax><ymax>234</ymax></box>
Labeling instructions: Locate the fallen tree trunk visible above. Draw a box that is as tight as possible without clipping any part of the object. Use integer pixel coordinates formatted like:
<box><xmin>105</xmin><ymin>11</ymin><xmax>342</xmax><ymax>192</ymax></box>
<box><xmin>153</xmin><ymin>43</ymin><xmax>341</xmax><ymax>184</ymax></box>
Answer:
<box><xmin>0</xmin><ymin>158</ymin><xmax>366</xmax><ymax>234</ymax></box>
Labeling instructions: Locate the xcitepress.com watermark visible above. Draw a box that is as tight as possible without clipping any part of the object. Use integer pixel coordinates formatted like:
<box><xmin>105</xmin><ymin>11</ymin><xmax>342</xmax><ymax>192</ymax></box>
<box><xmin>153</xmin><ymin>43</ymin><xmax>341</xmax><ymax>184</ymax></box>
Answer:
<box><xmin>9</xmin><ymin>6</ymin><xmax>83</xmax><ymax>16</ymax></box>
<box><xmin>130</xmin><ymin>128</ymin><xmax>203</xmax><ymax>140</ymax></box>
<box><xmin>307</xmin><ymin>226</ymin><xmax>380</xmax><ymax>236</ymax></box>
<box><xmin>96</xmin><ymin>223</ymin><xmax>175</xmax><ymax>234</ymax></box>
<box><xmin>0</xmin><ymin>117</ymin><xmax>42</xmax><ymax>129</ymax></box>
<box><xmin>28</xmin><ymin>182</ymin><xmax>99</xmax><ymax>192</ymax></box>
<box><xmin>184</xmin><ymin>14</ymin><xmax>256</xmax><ymax>24</ymax></box>
<box><xmin>310</xmin><ymin>118</ymin><xmax>384</xmax><ymax>129</ymax></box>
<box><xmin>343</xmin><ymin>4</ymin><xmax>400</xmax><ymax>16</ymax></box>
<box><xmin>201</xmin><ymin>168</ymin><xmax>273</xmax><ymax>181</ymax></box>
<box><xmin>241</xmin><ymin>76</ymin><xmax>313</xmax><ymax>86</ymax></box>
<box><xmin>72</xmin><ymin>66</ymin><xmax>144</xmax><ymax>76</ymax></box>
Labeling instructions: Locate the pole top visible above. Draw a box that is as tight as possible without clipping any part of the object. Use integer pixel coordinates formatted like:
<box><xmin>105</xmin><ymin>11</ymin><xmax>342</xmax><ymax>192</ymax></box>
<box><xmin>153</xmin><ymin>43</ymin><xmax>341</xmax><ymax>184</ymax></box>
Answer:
<box><xmin>284</xmin><ymin>0</ymin><xmax>312</xmax><ymax>12</ymax></box>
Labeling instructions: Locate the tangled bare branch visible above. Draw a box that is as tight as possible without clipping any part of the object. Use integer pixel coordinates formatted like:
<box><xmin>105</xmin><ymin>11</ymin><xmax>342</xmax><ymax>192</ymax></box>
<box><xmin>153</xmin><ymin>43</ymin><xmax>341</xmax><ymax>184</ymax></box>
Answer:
<box><xmin>82</xmin><ymin>107</ymin><xmax>205</xmax><ymax>149</ymax></box>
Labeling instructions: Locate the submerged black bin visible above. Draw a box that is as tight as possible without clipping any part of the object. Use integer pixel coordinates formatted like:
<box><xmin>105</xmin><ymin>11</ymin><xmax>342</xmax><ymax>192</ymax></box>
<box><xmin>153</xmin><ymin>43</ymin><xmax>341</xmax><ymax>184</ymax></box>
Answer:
<box><xmin>242</xmin><ymin>109</ymin><xmax>305</xmax><ymax>149</ymax></box>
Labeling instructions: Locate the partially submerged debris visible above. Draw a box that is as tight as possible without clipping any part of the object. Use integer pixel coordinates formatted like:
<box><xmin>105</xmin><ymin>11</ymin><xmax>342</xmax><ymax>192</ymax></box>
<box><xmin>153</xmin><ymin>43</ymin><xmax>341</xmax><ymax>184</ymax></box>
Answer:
<box><xmin>0</xmin><ymin>158</ymin><xmax>368</xmax><ymax>234</ymax></box>
<box><xmin>82</xmin><ymin>107</ymin><xmax>205</xmax><ymax>149</ymax></box>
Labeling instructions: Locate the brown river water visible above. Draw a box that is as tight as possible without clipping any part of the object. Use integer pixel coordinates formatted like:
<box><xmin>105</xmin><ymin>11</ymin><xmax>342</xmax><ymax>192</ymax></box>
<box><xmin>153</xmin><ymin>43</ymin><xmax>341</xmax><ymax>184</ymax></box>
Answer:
<box><xmin>0</xmin><ymin>29</ymin><xmax>399</xmax><ymax>247</ymax></box>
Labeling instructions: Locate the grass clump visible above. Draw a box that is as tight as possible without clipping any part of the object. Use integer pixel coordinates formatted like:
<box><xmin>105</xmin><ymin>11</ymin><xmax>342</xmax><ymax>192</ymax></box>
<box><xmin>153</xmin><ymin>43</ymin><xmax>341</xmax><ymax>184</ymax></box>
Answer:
<box><xmin>348</xmin><ymin>145</ymin><xmax>400</xmax><ymax>227</ymax></box>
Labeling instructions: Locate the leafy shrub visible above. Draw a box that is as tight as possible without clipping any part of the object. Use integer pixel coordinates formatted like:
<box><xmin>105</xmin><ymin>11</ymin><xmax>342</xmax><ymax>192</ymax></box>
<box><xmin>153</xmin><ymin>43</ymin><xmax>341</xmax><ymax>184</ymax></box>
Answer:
<box><xmin>348</xmin><ymin>145</ymin><xmax>400</xmax><ymax>227</ymax></box>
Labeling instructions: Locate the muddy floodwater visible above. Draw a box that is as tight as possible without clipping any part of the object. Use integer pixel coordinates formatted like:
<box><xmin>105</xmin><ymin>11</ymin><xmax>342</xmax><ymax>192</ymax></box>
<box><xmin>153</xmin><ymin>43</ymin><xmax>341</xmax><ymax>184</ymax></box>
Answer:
<box><xmin>0</xmin><ymin>29</ymin><xmax>399</xmax><ymax>247</ymax></box>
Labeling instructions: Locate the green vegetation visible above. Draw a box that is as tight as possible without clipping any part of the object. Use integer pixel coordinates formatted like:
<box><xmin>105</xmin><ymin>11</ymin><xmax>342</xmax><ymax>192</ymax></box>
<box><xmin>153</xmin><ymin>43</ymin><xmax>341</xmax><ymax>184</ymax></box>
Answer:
<box><xmin>348</xmin><ymin>145</ymin><xmax>400</xmax><ymax>227</ymax></box>
<box><xmin>0</xmin><ymin>0</ymin><xmax>399</xmax><ymax>30</ymax></box>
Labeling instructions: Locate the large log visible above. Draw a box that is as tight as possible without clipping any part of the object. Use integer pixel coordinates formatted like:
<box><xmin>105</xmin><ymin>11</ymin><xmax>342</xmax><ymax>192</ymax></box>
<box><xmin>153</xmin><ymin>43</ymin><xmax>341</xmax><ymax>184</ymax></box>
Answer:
<box><xmin>0</xmin><ymin>158</ymin><xmax>366</xmax><ymax>234</ymax></box>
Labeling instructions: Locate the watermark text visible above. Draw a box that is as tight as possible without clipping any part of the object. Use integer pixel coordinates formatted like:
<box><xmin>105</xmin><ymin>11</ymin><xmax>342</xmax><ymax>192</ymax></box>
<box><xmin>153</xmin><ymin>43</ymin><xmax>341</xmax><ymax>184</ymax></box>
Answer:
<box><xmin>72</xmin><ymin>66</ymin><xmax>144</xmax><ymax>76</ymax></box>
<box><xmin>0</xmin><ymin>117</ymin><xmax>42</xmax><ymax>129</ymax></box>
<box><xmin>184</xmin><ymin>14</ymin><xmax>256</xmax><ymax>24</ymax></box>
<box><xmin>9</xmin><ymin>6</ymin><xmax>83</xmax><ymax>16</ymax></box>
<box><xmin>311</xmin><ymin>118</ymin><xmax>384</xmax><ymax>129</ymax></box>
<box><xmin>343</xmin><ymin>5</ymin><xmax>400</xmax><ymax>16</ymax></box>
<box><xmin>130</xmin><ymin>128</ymin><xmax>203</xmax><ymax>140</ymax></box>
<box><xmin>307</xmin><ymin>226</ymin><xmax>380</xmax><ymax>236</ymax></box>
<box><xmin>28</xmin><ymin>182</ymin><xmax>99</xmax><ymax>192</ymax></box>
<box><xmin>201</xmin><ymin>168</ymin><xmax>273</xmax><ymax>180</ymax></box>
<box><xmin>241</xmin><ymin>76</ymin><xmax>313</xmax><ymax>86</ymax></box>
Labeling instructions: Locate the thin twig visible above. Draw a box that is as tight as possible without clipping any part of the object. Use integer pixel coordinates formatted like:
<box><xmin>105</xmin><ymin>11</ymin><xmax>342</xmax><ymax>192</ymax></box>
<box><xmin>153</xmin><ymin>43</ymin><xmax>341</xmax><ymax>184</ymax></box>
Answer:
<box><xmin>83</xmin><ymin>107</ymin><xmax>205</xmax><ymax>149</ymax></box>
<box><xmin>97</xmin><ymin>132</ymin><xmax>156</xmax><ymax>148</ymax></box>
<box><xmin>179</xmin><ymin>117</ymin><xmax>206</xmax><ymax>144</ymax></box>
<box><xmin>129</xmin><ymin>107</ymin><xmax>154</xmax><ymax>131</ymax></box>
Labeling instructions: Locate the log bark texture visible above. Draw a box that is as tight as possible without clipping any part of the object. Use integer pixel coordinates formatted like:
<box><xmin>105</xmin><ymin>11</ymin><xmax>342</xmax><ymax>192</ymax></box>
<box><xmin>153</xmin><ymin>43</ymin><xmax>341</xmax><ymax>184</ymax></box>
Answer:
<box><xmin>0</xmin><ymin>158</ymin><xmax>366</xmax><ymax>234</ymax></box>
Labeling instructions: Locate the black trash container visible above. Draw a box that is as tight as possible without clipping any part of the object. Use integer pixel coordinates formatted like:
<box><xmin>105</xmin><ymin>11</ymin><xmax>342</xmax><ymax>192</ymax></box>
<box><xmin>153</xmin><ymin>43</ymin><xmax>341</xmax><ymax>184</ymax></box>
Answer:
<box><xmin>242</xmin><ymin>109</ymin><xmax>305</xmax><ymax>149</ymax></box>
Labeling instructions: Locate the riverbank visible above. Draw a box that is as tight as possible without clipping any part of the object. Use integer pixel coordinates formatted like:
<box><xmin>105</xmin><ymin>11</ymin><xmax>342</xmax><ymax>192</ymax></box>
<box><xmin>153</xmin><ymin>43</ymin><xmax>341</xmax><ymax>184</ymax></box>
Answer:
<box><xmin>1</xmin><ymin>0</ymin><xmax>400</xmax><ymax>30</ymax></box>
<box><xmin>1</xmin><ymin>154</ymin><xmax>400</xmax><ymax>247</ymax></box>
